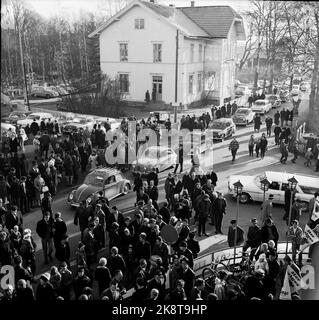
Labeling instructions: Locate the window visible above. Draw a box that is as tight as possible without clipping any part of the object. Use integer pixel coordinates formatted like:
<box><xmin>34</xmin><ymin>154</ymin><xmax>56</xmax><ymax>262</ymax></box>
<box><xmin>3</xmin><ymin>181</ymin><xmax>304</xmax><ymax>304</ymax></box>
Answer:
<box><xmin>197</xmin><ymin>73</ymin><xmax>202</xmax><ymax>92</ymax></box>
<box><xmin>119</xmin><ymin>74</ymin><xmax>129</xmax><ymax>93</ymax></box>
<box><xmin>203</xmin><ymin>46</ymin><xmax>206</xmax><ymax>62</ymax></box>
<box><xmin>135</xmin><ymin>18</ymin><xmax>144</xmax><ymax>29</ymax></box>
<box><xmin>199</xmin><ymin>44</ymin><xmax>202</xmax><ymax>62</ymax></box>
<box><xmin>106</xmin><ymin>175</ymin><xmax>116</xmax><ymax>184</ymax></box>
<box><xmin>189</xmin><ymin>75</ymin><xmax>194</xmax><ymax>94</ymax></box>
<box><xmin>269</xmin><ymin>181</ymin><xmax>280</xmax><ymax>190</ymax></box>
<box><xmin>190</xmin><ymin>44</ymin><xmax>194</xmax><ymax>62</ymax></box>
<box><xmin>153</xmin><ymin>43</ymin><xmax>162</xmax><ymax>63</ymax></box>
<box><xmin>119</xmin><ymin>43</ymin><xmax>128</xmax><ymax>61</ymax></box>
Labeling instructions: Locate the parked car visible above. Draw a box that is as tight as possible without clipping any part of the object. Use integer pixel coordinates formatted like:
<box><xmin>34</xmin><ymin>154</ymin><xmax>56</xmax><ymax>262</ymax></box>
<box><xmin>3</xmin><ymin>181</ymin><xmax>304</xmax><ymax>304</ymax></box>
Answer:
<box><xmin>17</xmin><ymin>112</ymin><xmax>55</xmax><ymax>127</ymax></box>
<box><xmin>232</xmin><ymin>108</ymin><xmax>255</xmax><ymax>126</ymax></box>
<box><xmin>68</xmin><ymin>168</ymin><xmax>131</xmax><ymax>207</ymax></box>
<box><xmin>132</xmin><ymin>146</ymin><xmax>177</xmax><ymax>175</ymax></box>
<box><xmin>251</xmin><ymin>100</ymin><xmax>272</xmax><ymax>115</ymax></box>
<box><xmin>2</xmin><ymin>111</ymin><xmax>32</xmax><ymax>124</ymax></box>
<box><xmin>235</xmin><ymin>85</ymin><xmax>251</xmax><ymax>97</ymax></box>
<box><xmin>207</xmin><ymin>118</ymin><xmax>236</xmax><ymax>141</ymax></box>
<box><xmin>265</xmin><ymin>94</ymin><xmax>281</xmax><ymax>108</ymax></box>
<box><xmin>61</xmin><ymin>117</ymin><xmax>96</xmax><ymax>133</ymax></box>
<box><xmin>228</xmin><ymin>171</ymin><xmax>319</xmax><ymax>205</ymax></box>
<box><xmin>1</xmin><ymin>123</ymin><xmax>16</xmax><ymax>136</ymax></box>
<box><xmin>31</xmin><ymin>86</ymin><xmax>59</xmax><ymax>98</ymax></box>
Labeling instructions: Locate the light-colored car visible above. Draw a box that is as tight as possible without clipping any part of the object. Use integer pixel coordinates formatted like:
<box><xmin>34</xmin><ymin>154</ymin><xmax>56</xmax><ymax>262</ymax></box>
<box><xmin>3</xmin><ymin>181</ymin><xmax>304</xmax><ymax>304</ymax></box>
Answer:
<box><xmin>132</xmin><ymin>146</ymin><xmax>177</xmax><ymax>175</ymax></box>
<box><xmin>232</xmin><ymin>108</ymin><xmax>255</xmax><ymax>126</ymax></box>
<box><xmin>228</xmin><ymin>171</ymin><xmax>319</xmax><ymax>205</ymax></box>
<box><xmin>265</xmin><ymin>94</ymin><xmax>281</xmax><ymax>108</ymax></box>
<box><xmin>17</xmin><ymin>112</ymin><xmax>55</xmax><ymax>127</ymax></box>
<box><xmin>62</xmin><ymin>117</ymin><xmax>96</xmax><ymax>133</ymax></box>
<box><xmin>68</xmin><ymin>168</ymin><xmax>131</xmax><ymax>207</ymax></box>
<box><xmin>31</xmin><ymin>86</ymin><xmax>59</xmax><ymax>98</ymax></box>
<box><xmin>1</xmin><ymin>123</ymin><xmax>16</xmax><ymax>136</ymax></box>
<box><xmin>207</xmin><ymin>118</ymin><xmax>236</xmax><ymax>141</ymax></box>
<box><xmin>235</xmin><ymin>85</ymin><xmax>251</xmax><ymax>97</ymax></box>
<box><xmin>251</xmin><ymin>100</ymin><xmax>272</xmax><ymax>115</ymax></box>
<box><xmin>2</xmin><ymin>111</ymin><xmax>32</xmax><ymax>124</ymax></box>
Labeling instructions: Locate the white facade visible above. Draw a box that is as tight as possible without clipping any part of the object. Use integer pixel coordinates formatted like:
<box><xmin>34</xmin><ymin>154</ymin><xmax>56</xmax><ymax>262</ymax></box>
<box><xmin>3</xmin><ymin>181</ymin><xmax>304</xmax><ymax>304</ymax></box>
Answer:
<box><xmin>95</xmin><ymin>1</ymin><xmax>242</xmax><ymax>106</ymax></box>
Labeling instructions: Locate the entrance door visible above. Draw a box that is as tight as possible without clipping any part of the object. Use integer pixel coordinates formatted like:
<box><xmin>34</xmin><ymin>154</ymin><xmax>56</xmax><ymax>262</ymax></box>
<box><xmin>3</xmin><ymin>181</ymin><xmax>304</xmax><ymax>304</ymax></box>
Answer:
<box><xmin>152</xmin><ymin>76</ymin><xmax>162</xmax><ymax>101</ymax></box>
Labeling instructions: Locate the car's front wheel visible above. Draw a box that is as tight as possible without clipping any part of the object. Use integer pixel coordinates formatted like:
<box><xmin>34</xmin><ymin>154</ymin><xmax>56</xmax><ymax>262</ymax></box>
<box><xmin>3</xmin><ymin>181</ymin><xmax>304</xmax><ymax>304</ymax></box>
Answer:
<box><xmin>221</xmin><ymin>134</ymin><xmax>225</xmax><ymax>141</ymax></box>
<box><xmin>239</xmin><ymin>193</ymin><xmax>250</xmax><ymax>204</ymax></box>
<box><xmin>122</xmin><ymin>183</ymin><xmax>130</xmax><ymax>195</ymax></box>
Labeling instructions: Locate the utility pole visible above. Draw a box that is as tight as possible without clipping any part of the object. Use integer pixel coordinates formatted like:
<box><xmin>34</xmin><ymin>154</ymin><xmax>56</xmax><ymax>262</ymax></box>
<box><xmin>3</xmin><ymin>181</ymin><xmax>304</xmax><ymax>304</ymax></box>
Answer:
<box><xmin>18</xmin><ymin>26</ymin><xmax>29</xmax><ymax>110</ymax></box>
<box><xmin>174</xmin><ymin>29</ymin><xmax>179</xmax><ymax>104</ymax></box>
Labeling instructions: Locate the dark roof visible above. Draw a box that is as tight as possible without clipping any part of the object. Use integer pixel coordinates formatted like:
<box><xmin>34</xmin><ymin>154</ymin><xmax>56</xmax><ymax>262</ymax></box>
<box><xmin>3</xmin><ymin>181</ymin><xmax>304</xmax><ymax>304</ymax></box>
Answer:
<box><xmin>179</xmin><ymin>6</ymin><xmax>242</xmax><ymax>38</ymax></box>
<box><xmin>142</xmin><ymin>1</ymin><xmax>175</xmax><ymax>18</ymax></box>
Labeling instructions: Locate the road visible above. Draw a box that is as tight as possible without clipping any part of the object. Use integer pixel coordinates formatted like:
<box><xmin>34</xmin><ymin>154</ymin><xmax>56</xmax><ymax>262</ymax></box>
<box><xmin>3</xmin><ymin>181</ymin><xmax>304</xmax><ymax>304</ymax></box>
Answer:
<box><xmin>22</xmin><ymin>92</ymin><xmax>318</xmax><ymax>276</ymax></box>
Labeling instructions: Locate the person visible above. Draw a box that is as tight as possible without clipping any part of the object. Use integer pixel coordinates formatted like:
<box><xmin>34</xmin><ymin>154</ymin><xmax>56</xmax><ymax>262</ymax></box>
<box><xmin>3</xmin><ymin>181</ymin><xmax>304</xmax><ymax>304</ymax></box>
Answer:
<box><xmin>227</xmin><ymin>220</ymin><xmax>244</xmax><ymax>247</ymax></box>
<box><xmin>287</xmin><ymin>219</ymin><xmax>303</xmax><ymax>264</ymax></box>
<box><xmin>147</xmin><ymin>269</ymin><xmax>166</xmax><ymax>301</ymax></box>
<box><xmin>73</xmin><ymin>266</ymin><xmax>92</xmax><ymax>299</ymax></box>
<box><xmin>274</xmin><ymin>125</ymin><xmax>282</xmax><ymax>145</ymax></box>
<box><xmin>291</xmin><ymin>140</ymin><xmax>298</xmax><ymax>164</ymax></box>
<box><xmin>254</xmin><ymin>253</ymin><xmax>269</xmax><ymax>275</ymax></box>
<box><xmin>36</xmin><ymin>211</ymin><xmax>54</xmax><ymax>264</ymax></box>
<box><xmin>178</xmin><ymin>257</ymin><xmax>195</xmax><ymax>299</ymax></box>
<box><xmin>260</xmin><ymin>134</ymin><xmax>268</xmax><ymax>159</ymax></box>
<box><xmin>174</xmin><ymin>143</ymin><xmax>184</xmax><ymax>174</ymax></box>
<box><xmin>187</xmin><ymin>232</ymin><xmax>200</xmax><ymax>259</ymax></box>
<box><xmin>261</xmin><ymin>218</ymin><xmax>279</xmax><ymax>248</ymax></box>
<box><xmin>152</xmin><ymin>236</ymin><xmax>169</xmax><ymax>271</ymax></box>
<box><xmin>36</xmin><ymin>273</ymin><xmax>55</xmax><ymax>301</ymax></box>
<box><xmin>59</xmin><ymin>262</ymin><xmax>73</xmax><ymax>300</ymax></box>
<box><xmin>95</xmin><ymin>257</ymin><xmax>112</xmax><ymax>296</ymax></box>
<box><xmin>304</xmin><ymin>148</ymin><xmax>313</xmax><ymax>167</ymax></box>
<box><xmin>248</xmin><ymin>95</ymin><xmax>254</xmax><ymax>107</ymax></box>
<box><xmin>248</xmin><ymin>135</ymin><xmax>255</xmax><ymax>157</ymax></box>
<box><xmin>53</xmin><ymin>211</ymin><xmax>67</xmax><ymax>250</ymax></box>
<box><xmin>274</xmin><ymin>110</ymin><xmax>280</xmax><ymax>126</ymax></box>
<box><xmin>55</xmin><ymin>234</ymin><xmax>71</xmax><ymax>264</ymax></box>
<box><xmin>145</xmin><ymin>90</ymin><xmax>150</xmax><ymax>103</ymax></box>
<box><xmin>261</xmin><ymin>194</ymin><xmax>274</xmax><ymax>225</ymax></box>
<box><xmin>242</xmin><ymin>218</ymin><xmax>262</xmax><ymax>259</ymax></box>
<box><xmin>264</xmin><ymin>251</ymin><xmax>280</xmax><ymax>296</ymax></box>
<box><xmin>14</xmin><ymin>279</ymin><xmax>35</xmax><ymax>302</ymax></box>
<box><xmin>197</xmin><ymin>194</ymin><xmax>211</xmax><ymax>237</ymax></box>
<box><xmin>280</xmin><ymin>141</ymin><xmax>288</xmax><ymax>164</ymax></box>
<box><xmin>169</xmin><ymin>279</ymin><xmax>187</xmax><ymax>301</ymax></box>
<box><xmin>254</xmin><ymin>113</ymin><xmax>262</xmax><ymax>133</ymax></box>
<box><xmin>131</xmin><ymin>277</ymin><xmax>149</xmax><ymax>302</ymax></box>
<box><xmin>228</xmin><ymin>137</ymin><xmax>239</xmax><ymax>162</ymax></box>
<box><xmin>177</xmin><ymin>241</ymin><xmax>194</xmax><ymax>269</ymax></box>
<box><xmin>5</xmin><ymin>205</ymin><xmax>23</xmax><ymax>234</ymax></box>
<box><xmin>214</xmin><ymin>192</ymin><xmax>227</xmax><ymax>234</ymax></box>
<box><xmin>244</xmin><ymin>269</ymin><xmax>266</xmax><ymax>300</ymax></box>
<box><xmin>280</xmin><ymin>108</ymin><xmax>286</xmax><ymax>127</ymax></box>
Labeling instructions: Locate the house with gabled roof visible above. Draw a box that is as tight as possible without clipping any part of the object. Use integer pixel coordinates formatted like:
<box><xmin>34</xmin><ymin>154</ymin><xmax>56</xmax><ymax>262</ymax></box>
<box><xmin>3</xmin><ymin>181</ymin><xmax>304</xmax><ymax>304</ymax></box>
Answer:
<box><xmin>89</xmin><ymin>0</ymin><xmax>245</xmax><ymax>107</ymax></box>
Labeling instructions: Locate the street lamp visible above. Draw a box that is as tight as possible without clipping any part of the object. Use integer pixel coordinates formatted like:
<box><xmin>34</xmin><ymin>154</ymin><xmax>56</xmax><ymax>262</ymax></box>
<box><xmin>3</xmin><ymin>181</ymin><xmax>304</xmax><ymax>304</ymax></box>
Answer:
<box><xmin>285</xmin><ymin>176</ymin><xmax>299</xmax><ymax>255</ymax></box>
<box><xmin>233</xmin><ymin>180</ymin><xmax>243</xmax><ymax>266</ymax></box>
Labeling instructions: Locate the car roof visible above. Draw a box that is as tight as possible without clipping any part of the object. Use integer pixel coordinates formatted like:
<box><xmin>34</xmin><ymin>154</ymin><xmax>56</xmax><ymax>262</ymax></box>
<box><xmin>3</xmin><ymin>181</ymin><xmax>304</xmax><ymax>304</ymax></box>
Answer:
<box><xmin>29</xmin><ymin>112</ymin><xmax>53</xmax><ymax>117</ymax></box>
<box><xmin>213</xmin><ymin>118</ymin><xmax>233</xmax><ymax>123</ymax></box>
<box><xmin>89</xmin><ymin>167</ymin><xmax>122</xmax><ymax>178</ymax></box>
<box><xmin>265</xmin><ymin>171</ymin><xmax>319</xmax><ymax>187</ymax></box>
<box><xmin>1</xmin><ymin>123</ymin><xmax>16</xmax><ymax>130</ymax></box>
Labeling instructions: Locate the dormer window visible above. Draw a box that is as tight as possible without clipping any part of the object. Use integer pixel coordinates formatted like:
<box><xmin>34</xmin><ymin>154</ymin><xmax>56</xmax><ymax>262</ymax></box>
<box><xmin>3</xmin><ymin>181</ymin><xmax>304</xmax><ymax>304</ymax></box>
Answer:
<box><xmin>135</xmin><ymin>18</ymin><xmax>144</xmax><ymax>29</ymax></box>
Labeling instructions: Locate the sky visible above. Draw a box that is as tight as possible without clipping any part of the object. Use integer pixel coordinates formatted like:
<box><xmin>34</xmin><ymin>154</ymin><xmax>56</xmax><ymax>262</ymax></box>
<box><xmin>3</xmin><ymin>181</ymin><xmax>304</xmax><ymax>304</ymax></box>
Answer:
<box><xmin>27</xmin><ymin>0</ymin><xmax>252</xmax><ymax>20</ymax></box>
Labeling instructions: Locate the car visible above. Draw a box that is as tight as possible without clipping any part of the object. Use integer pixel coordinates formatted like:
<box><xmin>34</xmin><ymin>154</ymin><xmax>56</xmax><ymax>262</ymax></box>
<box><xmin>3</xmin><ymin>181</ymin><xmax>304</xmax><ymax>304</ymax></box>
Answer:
<box><xmin>232</xmin><ymin>108</ymin><xmax>255</xmax><ymax>126</ymax></box>
<box><xmin>228</xmin><ymin>171</ymin><xmax>319</xmax><ymax>206</ymax></box>
<box><xmin>235</xmin><ymin>85</ymin><xmax>251</xmax><ymax>97</ymax></box>
<box><xmin>265</xmin><ymin>94</ymin><xmax>281</xmax><ymax>108</ymax></box>
<box><xmin>17</xmin><ymin>112</ymin><xmax>55</xmax><ymax>127</ymax></box>
<box><xmin>61</xmin><ymin>117</ymin><xmax>96</xmax><ymax>133</ymax></box>
<box><xmin>2</xmin><ymin>111</ymin><xmax>32</xmax><ymax>124</ymax></box>
<box><xmin>1</xmin><ymin>123</ymin><xmax>16</xmax><ymax>137</ymax></box>
<box><xmin>68</xmin><ymin>168</ymin><xmax>131</xmax><ymax>207</ymax></box>
<box><xmin>251</xmin><ymin>100</ymin><xmax>272</xmax><ymax>115</ymax></box>
<box><xmin>207</xmin><ymin>118</ymin><xmax>236</xmax><ymax>141</ymax></box>
<box><xmin>132</xmin><ymin>146</ymin><xmax>177</xmax><ymax>176</ymax></box>
<box><xmin>31</xmin><ymin>86</ymin><xmax>59</xmax><ymax>98</ymax></box>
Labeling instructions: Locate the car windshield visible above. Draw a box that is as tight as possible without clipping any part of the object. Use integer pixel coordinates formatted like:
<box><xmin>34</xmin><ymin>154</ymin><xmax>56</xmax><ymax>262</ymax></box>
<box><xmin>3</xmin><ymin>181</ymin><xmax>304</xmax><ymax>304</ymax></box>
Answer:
<box><xmin>84</xmin><ymin>174</ymin><xmax>105</xmax><ymax>187</ymax></box>
<box><xmin>211</xmin><ymin>121</ymin><xmax>229</xmax><ymax>129</ymax></box>
<box><xmin>144</xmin><ymin>148</ymin><xmax>161</xmax><ymax>159</ymax></box>
<box><xmin>255</xmin><ymin>101</ymin><xmax>265</xmax><ymax>106</ymax></box>
<box><xmin>236</xmin><ymin>109</ymin><xmax>249</xmax><ymax>115</ymax></box>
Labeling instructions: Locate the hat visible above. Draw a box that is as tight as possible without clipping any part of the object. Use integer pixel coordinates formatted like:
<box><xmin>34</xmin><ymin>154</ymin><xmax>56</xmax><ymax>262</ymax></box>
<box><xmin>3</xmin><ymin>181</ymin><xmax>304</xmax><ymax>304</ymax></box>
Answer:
<box><xmin>255</xmin><ymin>269</ymin><xmax>265</xmax><ymax>277</ymax></box>
<box><xmin>40</xmin><ymin>272</ymin><xmax>51</xmax><ymax>282</ymax></box>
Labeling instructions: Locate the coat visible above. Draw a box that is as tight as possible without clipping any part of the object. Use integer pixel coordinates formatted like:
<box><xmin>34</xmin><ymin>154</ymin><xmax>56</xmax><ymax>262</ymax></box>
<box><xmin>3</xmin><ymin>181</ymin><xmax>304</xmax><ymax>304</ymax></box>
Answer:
<box><xmin>36</xmin><ymin>218</ymin><xmax>54</xmax><ymax>239</ymax></box>
<box><xmin>227</xmin><ymin>225</ymin><xmax>244</xmax><ymax>247</ymax></box>
<box><xmin>197</xmin><ymin>198</ymin><xmax>211</xmax><ymax>218</ymax></box>
<box><xmin>261</xmin><ymin>224</ymin><xmax>279</xmax><ymax>246</ymax></box>
<box><xmin>287</xmin><ymin>226</ymin><xmax>303</xmax><ymax>246</ymax></box>
<box><xmin>5</xmin><ymin>211</ymin><xmax>23</xmax><ymax>232</ymax></box>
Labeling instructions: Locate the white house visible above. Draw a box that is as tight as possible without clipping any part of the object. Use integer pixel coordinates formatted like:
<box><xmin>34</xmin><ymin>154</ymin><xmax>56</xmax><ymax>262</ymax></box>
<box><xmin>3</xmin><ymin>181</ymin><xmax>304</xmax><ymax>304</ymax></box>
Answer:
<box><xmin>89</xmin><ymin>0</ymin><xmax>245</xmax><ymax>107</ymax></box>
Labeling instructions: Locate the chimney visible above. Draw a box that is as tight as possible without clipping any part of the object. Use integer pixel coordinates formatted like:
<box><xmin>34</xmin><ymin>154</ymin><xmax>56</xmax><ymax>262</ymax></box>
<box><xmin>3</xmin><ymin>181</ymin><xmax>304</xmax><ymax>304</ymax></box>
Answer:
<box><xmin>191</xmin><ymin>1</ymin><xmax>195</xmax><ymax>7</ymax></box>
<box><xmin>169</xmin><ymin>4</ymin><xmax>175</xmax><ymax>7</ymax></box>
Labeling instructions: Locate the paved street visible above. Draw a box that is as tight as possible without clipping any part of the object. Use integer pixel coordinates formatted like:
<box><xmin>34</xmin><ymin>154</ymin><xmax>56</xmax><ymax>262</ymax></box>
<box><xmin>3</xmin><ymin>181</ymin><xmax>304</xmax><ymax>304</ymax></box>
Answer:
<box><xmin>20</xmin><ymin>91</ymin><xmax>318</xmax><ymax>277</ymax></box>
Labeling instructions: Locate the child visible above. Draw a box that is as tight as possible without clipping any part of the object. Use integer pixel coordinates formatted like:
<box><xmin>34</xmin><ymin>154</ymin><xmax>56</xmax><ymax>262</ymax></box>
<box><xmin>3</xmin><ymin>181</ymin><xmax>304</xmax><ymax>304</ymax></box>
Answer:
<box><xmin>304</xmin><ymin>148</ymin><xmax>313</xmax><ymax>167</ymax></box>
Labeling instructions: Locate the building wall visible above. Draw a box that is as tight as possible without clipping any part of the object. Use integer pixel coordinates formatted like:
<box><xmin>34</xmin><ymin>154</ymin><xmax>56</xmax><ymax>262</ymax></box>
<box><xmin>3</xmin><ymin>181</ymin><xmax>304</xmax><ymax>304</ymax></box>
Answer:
<box><xmin>99</xmin><ymin>4</ymin><xmax>176</xmax><ymax>102</ymax></box>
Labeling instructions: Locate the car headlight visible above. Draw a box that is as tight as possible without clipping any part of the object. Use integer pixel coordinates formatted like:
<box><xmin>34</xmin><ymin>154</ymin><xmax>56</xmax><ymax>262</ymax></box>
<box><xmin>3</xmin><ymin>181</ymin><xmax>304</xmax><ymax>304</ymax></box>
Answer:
<box><xmin>86</xmin><ymin>197</ymin><xmax>92</xmax><ymax>204</ymax></box>
<box><xmin>69</xmin><ymin>193</ymin><xmax>74</xmax><ymax>200</ymax></box>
